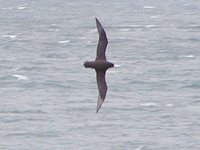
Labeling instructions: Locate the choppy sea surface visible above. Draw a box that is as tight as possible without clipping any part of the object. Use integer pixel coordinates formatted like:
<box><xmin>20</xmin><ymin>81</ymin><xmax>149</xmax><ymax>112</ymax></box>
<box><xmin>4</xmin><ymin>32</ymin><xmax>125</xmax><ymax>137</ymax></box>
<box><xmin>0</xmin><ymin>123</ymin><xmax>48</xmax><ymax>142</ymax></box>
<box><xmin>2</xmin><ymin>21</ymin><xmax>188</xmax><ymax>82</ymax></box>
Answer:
<box><xmin>0</xmin><ymin>0</ymin><xmax>200</xmax><ymax>149</ymax></box>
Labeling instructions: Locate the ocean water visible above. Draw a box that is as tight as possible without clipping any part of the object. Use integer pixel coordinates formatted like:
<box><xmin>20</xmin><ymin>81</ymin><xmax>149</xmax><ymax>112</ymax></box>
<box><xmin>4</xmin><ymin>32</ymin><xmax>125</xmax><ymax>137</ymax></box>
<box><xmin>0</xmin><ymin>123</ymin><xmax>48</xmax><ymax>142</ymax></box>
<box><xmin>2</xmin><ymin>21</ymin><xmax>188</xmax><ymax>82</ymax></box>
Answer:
<box><xmin>0</xmin><ymin>0</ymin><xmax>200</xmax><ymax>149</ymax></box>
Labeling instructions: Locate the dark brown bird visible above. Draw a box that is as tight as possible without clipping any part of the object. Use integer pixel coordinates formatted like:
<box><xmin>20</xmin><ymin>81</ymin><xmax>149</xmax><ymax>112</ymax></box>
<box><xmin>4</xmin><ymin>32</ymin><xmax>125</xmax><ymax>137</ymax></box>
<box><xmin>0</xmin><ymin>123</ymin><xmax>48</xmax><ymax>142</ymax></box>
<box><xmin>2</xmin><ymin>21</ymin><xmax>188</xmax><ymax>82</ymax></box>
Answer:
<box><xmin>84</xmin><ymin>18</ymin><xmax>114</xmax><ymax>113</ymax></box>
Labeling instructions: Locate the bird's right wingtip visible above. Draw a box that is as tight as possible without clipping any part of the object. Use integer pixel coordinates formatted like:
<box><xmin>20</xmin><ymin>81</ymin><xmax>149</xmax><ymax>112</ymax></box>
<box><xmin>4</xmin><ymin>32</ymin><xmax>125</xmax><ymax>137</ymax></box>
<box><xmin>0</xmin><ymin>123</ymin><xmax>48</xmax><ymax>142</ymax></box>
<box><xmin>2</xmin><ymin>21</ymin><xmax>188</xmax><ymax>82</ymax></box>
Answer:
<box><xmin>95</xmin><ymin>17</ymin><xmax>98</xmax><ymax>22</ymax></box>
<box><xmin>95</xmin><ymin>18</ymin><xmax>100</xmax><ymax>26</ymax></box>
<box><xmin>95</xmin><ymin>17</ymin><xmax>104</xmax><ymax>34</ymax></box>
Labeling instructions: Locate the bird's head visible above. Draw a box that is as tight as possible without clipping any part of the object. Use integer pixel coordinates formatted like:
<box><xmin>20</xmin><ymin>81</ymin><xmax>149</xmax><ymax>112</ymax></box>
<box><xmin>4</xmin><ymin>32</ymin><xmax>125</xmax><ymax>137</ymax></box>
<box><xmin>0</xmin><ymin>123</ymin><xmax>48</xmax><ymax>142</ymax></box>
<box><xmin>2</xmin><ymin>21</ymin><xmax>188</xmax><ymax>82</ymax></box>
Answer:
<box><xmin>84</xmin><ymin>61</ymin><xmax>92</xmax><ymax>68</ymax></box>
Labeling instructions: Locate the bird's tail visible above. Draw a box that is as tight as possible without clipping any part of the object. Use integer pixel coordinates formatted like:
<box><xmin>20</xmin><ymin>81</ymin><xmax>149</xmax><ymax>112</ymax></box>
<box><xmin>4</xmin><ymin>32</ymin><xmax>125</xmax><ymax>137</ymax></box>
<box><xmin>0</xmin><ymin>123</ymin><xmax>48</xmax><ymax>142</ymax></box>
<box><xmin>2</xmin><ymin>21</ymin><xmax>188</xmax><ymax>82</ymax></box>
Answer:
<box><xmin>96</xmin><ymin>95</ymin><xmax>104</xmax><ymax>113</ymax></box>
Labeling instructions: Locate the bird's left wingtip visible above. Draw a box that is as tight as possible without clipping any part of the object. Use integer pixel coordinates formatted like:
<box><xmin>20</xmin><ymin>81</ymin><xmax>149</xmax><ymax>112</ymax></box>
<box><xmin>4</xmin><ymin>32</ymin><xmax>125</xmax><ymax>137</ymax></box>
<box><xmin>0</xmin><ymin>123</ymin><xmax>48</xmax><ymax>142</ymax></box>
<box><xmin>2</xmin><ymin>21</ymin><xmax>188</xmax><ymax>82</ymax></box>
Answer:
<box><xmin>96</xmin><ymin>95</ymin><xmax>104</xmax><ymax>113</ymax></box>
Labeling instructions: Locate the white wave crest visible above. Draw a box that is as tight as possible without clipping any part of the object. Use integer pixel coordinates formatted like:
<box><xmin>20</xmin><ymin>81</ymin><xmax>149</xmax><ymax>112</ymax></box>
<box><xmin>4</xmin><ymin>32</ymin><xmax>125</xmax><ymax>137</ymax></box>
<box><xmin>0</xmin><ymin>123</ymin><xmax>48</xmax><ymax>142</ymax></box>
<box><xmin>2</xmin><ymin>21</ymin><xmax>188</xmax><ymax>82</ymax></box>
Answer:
<box><xmin>165</xmin><ymin>103</ymin><xmax>174</xmax><ymax>107</ymax></box>
<box><xmin>114</xmin><ymin>64</ymin><xmax>121</xmax><ymax>68</ymax></box>
<box><xmin>140</xmin><ymin>103</ymin><xmax>157</xmax><ymax>107</ymax></box>
<box><xmin>2</xmin><ymin>34</ymin><xmax>17</xmax><ymax>39</ymax></box>
<box><xmin>179</xmin><ymin>55</ymin><xmax>195</xmax><ymax>58</ymax></box>
<box><xmin>143</xmin><ymin>6</ymin><xmax>155</xmax><ymax>9</ymax></box>
<box><xmin>59</xmin><ymin>40</ymin><xmax>70</xmax><ymax>44</ymax></box>
<box><xmin>145</xmin><ymin>25</ymin><xmax>158</xmax><ymax>28</ymax></box>
<box><xmin>136</xmin><ymin>145</ymin><xmax>144</xmax><ymax>150</ymax></box>
<box><xmin>12</xmin><ymin>75</ymin><xmax>28</xmax><ymax>80</ymax></box>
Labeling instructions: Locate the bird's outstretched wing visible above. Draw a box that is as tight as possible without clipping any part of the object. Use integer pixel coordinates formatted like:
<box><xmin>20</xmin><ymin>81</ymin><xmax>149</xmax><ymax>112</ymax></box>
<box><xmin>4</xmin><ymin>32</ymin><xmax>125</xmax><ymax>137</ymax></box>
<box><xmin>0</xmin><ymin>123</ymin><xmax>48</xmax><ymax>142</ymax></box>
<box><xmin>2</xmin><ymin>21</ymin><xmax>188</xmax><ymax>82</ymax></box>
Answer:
<box><xmin>95</xmin><ymin>18</ymin><xmax>108</xmax><ymax>61</ymax></box>
<box><xmin>96</xmin><ymin>70</ymin><xmax>107</xmax><ymax>113</ymax></box>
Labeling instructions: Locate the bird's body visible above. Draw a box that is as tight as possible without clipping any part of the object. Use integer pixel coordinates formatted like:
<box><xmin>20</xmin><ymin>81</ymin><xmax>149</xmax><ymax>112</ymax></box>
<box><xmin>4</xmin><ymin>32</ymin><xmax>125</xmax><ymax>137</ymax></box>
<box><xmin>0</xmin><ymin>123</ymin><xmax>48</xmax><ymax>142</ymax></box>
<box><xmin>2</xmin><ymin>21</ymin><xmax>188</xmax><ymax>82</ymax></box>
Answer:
<box><xmin>83</xmin><ymin>18</ymin><xmax>114</xmax><ymax>113</ymax></box>
<box><xmin>84</xmin><ymin>60</ymin><xmax>114</xmax><ymax>71</ymax></box>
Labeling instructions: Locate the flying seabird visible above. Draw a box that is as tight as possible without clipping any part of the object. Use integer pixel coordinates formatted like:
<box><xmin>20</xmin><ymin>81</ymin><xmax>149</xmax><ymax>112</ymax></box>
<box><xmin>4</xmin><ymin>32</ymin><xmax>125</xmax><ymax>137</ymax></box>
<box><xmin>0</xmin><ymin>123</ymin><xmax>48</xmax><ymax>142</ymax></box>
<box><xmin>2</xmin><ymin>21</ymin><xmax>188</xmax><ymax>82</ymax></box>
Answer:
<box><xmin>84</xmin><ymin>18</ymin><xmax>114</xmax><ymax>113</ymax></box>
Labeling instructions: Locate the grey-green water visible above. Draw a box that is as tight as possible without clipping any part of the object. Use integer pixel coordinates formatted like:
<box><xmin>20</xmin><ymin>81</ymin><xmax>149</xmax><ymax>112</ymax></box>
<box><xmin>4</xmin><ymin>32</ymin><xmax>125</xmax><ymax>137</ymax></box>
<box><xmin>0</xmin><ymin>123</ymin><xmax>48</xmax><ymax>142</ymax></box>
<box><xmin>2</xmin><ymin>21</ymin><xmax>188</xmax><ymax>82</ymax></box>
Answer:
<box><xmin>0</xmin><ymin>0</ymin><xmax>200</xmax><ymax>149</ymax></box>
